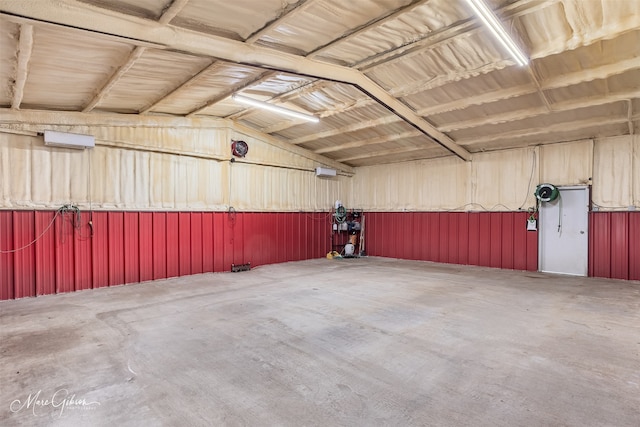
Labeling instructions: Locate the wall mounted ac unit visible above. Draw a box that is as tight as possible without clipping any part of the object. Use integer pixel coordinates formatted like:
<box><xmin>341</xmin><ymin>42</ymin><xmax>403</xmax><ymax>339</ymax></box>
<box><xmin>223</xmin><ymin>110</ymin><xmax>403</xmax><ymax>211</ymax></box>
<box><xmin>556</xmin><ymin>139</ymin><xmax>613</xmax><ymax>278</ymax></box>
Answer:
<box><xmin>315</xmin><ymin>167</ymin><xmax>336</xmax><ymax>178</ymax></box>
<box><xmin>44</xmin><ymin>130</ymin><xmax>95</xmax><ymax>149</ymax></box>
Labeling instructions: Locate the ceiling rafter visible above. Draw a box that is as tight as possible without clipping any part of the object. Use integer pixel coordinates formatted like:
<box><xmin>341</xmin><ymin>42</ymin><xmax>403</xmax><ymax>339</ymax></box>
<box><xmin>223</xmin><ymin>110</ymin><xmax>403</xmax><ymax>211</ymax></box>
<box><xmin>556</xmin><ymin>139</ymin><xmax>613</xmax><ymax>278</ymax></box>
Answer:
<box><xmin>244</xmin><ymin>0</ymin><xmax>316</xmax><ymax>44</ymax></box>
<box><xmin>336</xmin><ymin>145</ymin><xmax>435</xmax><ymax>163</ymax></box>
<box><xmin>306</xmin><ymin>0</ymin><xmax>431</xmax><ymax>60</ymax></box>
<box><xmin>458</xmin><ymin>116</ymin><xmax>630</xmax><ymax>147</ymax></box>
<box><xmin>82</xmin><ymin>1</ymin><xmax>190</xmax><ymax>113</ymax></box>
<box><xmin>187</xmin><ymin>71</ymin><xmax>278</xmax><ymax>117</ymax></box>
<box><xmin>290</xmin><ymin>115</ymin><xmax>402</xmax><ymax>145</ymax></box>
<box><xmin>417</xmin><ymin>59</ymin><xmax>640</xmax><ymax>117</ymax></box>
<box><xmin>227</xmin><ymin>79</ymin><xmax>326</xmax><ymax>121</ymax></box>
<box><xmin>11</xmin><ymin>24</ymin><xmax>33</xmax><ymax>110</ymax></box>
<box><xmin>158</xmin><ymin>0</ymin><xmax>190</xmax><ymax>24</ymax></box>
<box><xmin>82</xmin><ymin>46</ymin><xmax>146</xmax><ymax>112</ymax></box>
<box><xmin>389</xmin><ymin>28</ymin><xmax>639</xmax><ymax>101</ymax></box>
<box><xmin>260</xmin><ymin>97</ymin><xmax>376</xmax><ymax>134</ymax></box>
<box><xmin>417</xmin><ymin>84</ymin><xmax>536</xmax><ymax>116</ymax></box>
<box><xmin>390</xmin><ymin>60</ymin><xmax>513</xmax><ymax>98</ymax></box>
<box><xmin>140</xmin><ymin>59</ymin><xmax>219</xmax><ymax>113</ymax></box>
<box><xmin>438</xmin><ymin>92</ymin><xmax>639</xmax><ymax>132</ymax></box>
<box><xmin>356</xmin><ymin>0</ymin><xmax>550</xmax><ymax>71</ymax></box>
<box><xmin>315</xmin><ymin>130</ymin><xmax>422</xmax><ymax>154</ymax></box>
<box><xmin>0</xmin><ymin>0</ymin><xmax>471</xmax><ymax>161</ymax></box>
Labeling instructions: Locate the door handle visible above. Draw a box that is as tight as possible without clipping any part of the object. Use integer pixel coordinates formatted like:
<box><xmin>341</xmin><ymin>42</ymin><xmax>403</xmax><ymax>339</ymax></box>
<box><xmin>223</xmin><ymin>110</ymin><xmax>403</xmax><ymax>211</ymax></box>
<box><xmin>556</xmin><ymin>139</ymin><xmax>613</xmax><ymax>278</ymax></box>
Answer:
<box><xmin>579</xmin><ymin>231</ymin><xmax>585</xmax><ymax>234</ymax></box>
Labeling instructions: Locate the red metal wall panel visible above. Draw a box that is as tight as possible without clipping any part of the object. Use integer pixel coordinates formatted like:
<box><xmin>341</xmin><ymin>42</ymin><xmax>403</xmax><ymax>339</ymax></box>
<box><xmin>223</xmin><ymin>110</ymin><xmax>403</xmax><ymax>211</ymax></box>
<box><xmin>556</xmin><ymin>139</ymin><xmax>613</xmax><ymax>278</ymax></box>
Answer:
<box><xmin>222</xmin><ymin>211</ymin><xmax>235</xmax><ymax>271</ymax></box>
<box><xmin>166</xmin><ymin>213</ymin><xmax>180</xmax><ymax>278</ymax></box>
<box><xmin>201</xmin><ymin>212</ymin><xmax>214</xmax><ymax>272</ymax></box>
<box><xmin>212</xmin><ymin>213</ymin><xmax>224</xmax><ymax>272</ymax></box>
<box><xmin>190</xmin><ymin>212</ymin><xmax>203</xmax><ymax>274</ymax></box>
<box><xmin>12</xmin><ymin>211</ymin><xmax>36</xmax><ymax>298</ymax></box>
<box><xmin>123</xmin><ymin>212</ymin><xmax>140</xmax><ymax>285</ymax></box>
<box><xmin>525</xmin><ymin>227</ymin><xmax>538</xmax><ymax>271</ymax></box>
<box><xmin>629</xmin><ymin>213</ymin><xmax>640</xmax><ymax>280</ymax></box>
<box><xmin>0</xmin><ymin>211</ymin><xmax>14</xmax><ymax>300</ymax></box>
<box><xmin>610</xmin><ymin>212</ymin><xmax>629</xmax><ymax>280</ymax></box>
<box><xmin>55</xmin><ymin>213</ymin><xmax>75</xmax><ymax>294</ymax></box>
<box><xmin>513</xmin><ymin>213</ymin><xmax>529</xmax><ymax>271</ymax></box>
<box><xmin>107</xmin><ymin>212</ymin><xmax>125</xmax><ymax>287</ymax></box>
<box><xmin>467</xmin><ymin>213</ymin><xmax>480</xmax><ymax>266</ymax></box>
<box><xmin>138</xmin><ymin>212</ymin><xmax>154</xmax><ymax>282</ymax></box>
<box><xmin>428</xmin><ymin>212</ymin><xmax>441</xmax><ymax>262</ymax></box>
<box><xmin>590</xmin><ymin>213</ymin><xmax>611</xmax><ymax>278</ymax></box>
<box><xmin>489</xmin><ymin>214</ymin><xmax>503</xmax><ymax>268</ymax></box>
<box><xmin>478</xmin><ymin>213</ymin><xmax>492</xmax><ymax>267</ymax></box>
<box><xmin>363</xmin><ymin>211</ymin><xmax>539</xmax><ymax>272</ymax></box>
<box><xmin>589</xmin><ymin>211</ymin><xmax>639</xmax><ymax>280</ymax></box>
<box><xmin>74</xmin><ymin>220</ymin><xmax>93</xmax><ymax>291</ymax></box>
<box><xmin>457</xmin><ymin>213</ymin><xmax>469</xmax><ymax>265</ymax></box>
<box><xmin>35</xmin><ymin>211</ymin><xmax>56</xmax><ymax>296</ymax></box>
<box><xmin>152</xmin><ymin>212</ymin><xmax>167</xmax><ymax>280</ymax></box>
<box><xmin>1</xmin><ymin>209</ymin><xmax>338</xmax><ymax>301</ymax></box>
<box><xmin>178</xmin><ymin>212</ymin><xmax>192</xmax><ymax>276</ymax></box>
<box><xmin>447</xmin><ymin>213</ymin><xmax>459</xmax><ymax>264</ymax></box>
<box><xmin>91</xmin><ymin>212</ymin><xmax>110</xmax><ymax>289</ymax></box>
<box><xmin>501</xmin><ymin>213</ymin><xmax>515</xmax><ymax>270</ymax></box>
<box><xmin>233</xmin><ymin>212</ymin><xmax>244</xmax><ymax>266</ymax></box>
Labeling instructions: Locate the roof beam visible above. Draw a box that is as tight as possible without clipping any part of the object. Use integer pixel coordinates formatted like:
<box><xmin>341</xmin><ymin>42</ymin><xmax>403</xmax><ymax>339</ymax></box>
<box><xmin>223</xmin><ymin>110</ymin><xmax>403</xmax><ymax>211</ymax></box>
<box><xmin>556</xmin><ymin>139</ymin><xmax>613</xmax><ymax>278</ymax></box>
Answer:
<box><xmin>457</xmin><ymin>116</ymin><xmax>630</xmax><ymax>147</ymax></box>
<box><xmin>357</xmin><ymin>0</ymin><xmax>549</xmax><ymax>71</ymax></box>
<box><xmin>83</xmin><ymin>46</ymin><xmax>146</xmax><ymax>112</ymax></box>
<box><xmin>417</xmin><ymin>84</ymin><xmax>537</xmax><ymax>116</ymax></box>
<box><xmin>244</xmin><ymin>0</ymin><xmax>316</xmax><ymax>44</ymax></box>
<box><xmin>542</xmin><ymin>57</ymin><xmax>640</xmax><ymax>91</ymax></box>
<box><xmin>0</xmin><ymin>0</ymin><xmax>471</xmax><ymax>161</ymax></box>
<box><xmin>437</xmin><ymin>92</ymin><xmax>640</xmax><ymax>132</ymax></box>
<box><xmin>261</xmin><ymin>97</ymin><xmax>376</xmax><ymax>134</ymax></box>
<box><xmin>227</xmin><ymin>79</ymin><xmax>325</xmax><ymax>121</ymax></box>
<box><xmin>307</xmin><ymin>0</ymin><xmax>431</xmax><ymax>60</ymax></box>
<box><xmin>11</xmin><ymin>24</ymin><xmax>33</xmax><ymax>110</ymax></box>
<box><xmin>186</xmin><ymin>71</ymin><xmax>277</xmax><ymax>116</ymax></box>
<box><xmin>336</xmin><ymin>145</ymin><xmax>434</xmax><ymax>163</ymax></box>
<box><xmin>315</xmin><ymin>130</ymin><xmax>422</xmax><ymax>154</ymax></box>
<box><xmin>158</xmin><ymin>0</ymin><xmax>190</xmax><ymax>24</ymax></box>
<box><xmin>290</xmin><ymin>115</ymin><xmax>402</xmax><ymax>145</ymax></box>
<box><xmin>390</xmin><ymin>60</ymin><xmax>513</xmax><ymax>98</ymax></box>
<box><xmin>140</xmin><ymin>60</ymin><xmax>219</xmax><ymax>113</ymax></box>
<box><xmin>417</xmin><ymin>58</ymin><xmax>640</xmax><ymax>117</ymax></box>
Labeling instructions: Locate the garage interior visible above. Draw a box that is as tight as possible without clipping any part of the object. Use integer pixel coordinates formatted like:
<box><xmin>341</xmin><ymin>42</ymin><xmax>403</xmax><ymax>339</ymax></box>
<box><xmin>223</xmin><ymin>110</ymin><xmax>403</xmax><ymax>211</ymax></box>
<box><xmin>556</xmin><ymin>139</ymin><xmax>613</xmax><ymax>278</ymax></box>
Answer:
<box><xmin>1</xmin><ymin>0</ymin><xmax>639</xmax><ymax>425</ymax></box>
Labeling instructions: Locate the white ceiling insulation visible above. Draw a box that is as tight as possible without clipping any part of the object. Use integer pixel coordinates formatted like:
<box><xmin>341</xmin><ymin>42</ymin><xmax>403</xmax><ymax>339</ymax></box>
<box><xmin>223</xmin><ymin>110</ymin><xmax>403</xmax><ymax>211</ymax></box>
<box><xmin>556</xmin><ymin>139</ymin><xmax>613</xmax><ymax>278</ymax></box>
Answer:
<box><xmin>0</xmin><ymin>0</ymin><xmax>638</xmax><ymax>166</ymax></box>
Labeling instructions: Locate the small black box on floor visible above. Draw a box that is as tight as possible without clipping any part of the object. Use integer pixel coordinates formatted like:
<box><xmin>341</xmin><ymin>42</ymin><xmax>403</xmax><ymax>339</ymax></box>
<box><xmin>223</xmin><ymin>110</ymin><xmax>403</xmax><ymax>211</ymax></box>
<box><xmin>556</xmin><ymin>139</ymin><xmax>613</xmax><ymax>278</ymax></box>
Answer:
<box><xmin>231</xmin><ymin>263</ymin><xmax>251</xmax><ymax>272</ymax></box>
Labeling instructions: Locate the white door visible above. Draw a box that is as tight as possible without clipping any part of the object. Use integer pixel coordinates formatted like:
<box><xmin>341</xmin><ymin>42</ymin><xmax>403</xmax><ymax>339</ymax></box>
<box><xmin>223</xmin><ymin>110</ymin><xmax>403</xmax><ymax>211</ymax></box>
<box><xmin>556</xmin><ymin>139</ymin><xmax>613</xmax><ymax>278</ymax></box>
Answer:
<box><xmin>538</xmin><ymin>186</ymin><xmax>589</xmax><ymax>276</ymax></box>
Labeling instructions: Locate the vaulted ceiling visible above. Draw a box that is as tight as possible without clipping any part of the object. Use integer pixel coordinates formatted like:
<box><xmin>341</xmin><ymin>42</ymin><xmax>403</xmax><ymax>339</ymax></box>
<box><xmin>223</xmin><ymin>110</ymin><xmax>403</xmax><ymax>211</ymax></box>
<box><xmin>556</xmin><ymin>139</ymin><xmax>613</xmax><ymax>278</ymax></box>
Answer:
<box><xmin>1</xmin><ymin>0</ymin><xmax>639</xmax><ymax>167</ymax></box>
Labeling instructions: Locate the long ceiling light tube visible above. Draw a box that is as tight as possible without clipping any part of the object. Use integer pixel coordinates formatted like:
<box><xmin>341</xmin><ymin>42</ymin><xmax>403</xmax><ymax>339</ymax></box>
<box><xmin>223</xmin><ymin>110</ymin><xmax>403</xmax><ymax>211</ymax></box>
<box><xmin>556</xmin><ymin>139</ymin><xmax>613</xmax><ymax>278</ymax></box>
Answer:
<box><xmin>232</xmin><ymin>94</ymin><xmax>319</xmax><ymax>123</ymax></box>
<box><xmin>464</xmin><ymin>0</ymin><xmax>529</xmax><ymax>66</ymax></box>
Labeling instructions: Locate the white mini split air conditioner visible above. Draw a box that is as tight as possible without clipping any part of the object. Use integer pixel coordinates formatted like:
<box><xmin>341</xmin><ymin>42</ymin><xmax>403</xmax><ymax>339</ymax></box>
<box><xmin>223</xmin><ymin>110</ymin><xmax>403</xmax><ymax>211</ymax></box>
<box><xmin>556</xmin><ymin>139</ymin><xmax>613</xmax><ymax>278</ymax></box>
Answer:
<box><xmin>44</xmin><ymin>130</ymin><xmax>95</xmax><ymax>149</ymax></box>
<box><xmin>315</xmin><ymin>167</ymin><xmax>336</xmax><ymax>178</ymax></box>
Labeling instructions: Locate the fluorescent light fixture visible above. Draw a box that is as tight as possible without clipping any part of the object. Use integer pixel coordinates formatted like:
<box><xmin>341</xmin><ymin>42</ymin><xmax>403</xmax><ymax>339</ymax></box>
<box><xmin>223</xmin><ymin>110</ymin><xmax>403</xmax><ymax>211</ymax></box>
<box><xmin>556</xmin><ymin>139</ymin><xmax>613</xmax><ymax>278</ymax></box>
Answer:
<box><xmin>232</xmin><ymin>94</ymin><xmax>319</xmax><ymax>123</ymax></box>
<box><xmin>464</xmin><ymin>0</ymin><xmax>529</xmax><ymax>66</ymax></box>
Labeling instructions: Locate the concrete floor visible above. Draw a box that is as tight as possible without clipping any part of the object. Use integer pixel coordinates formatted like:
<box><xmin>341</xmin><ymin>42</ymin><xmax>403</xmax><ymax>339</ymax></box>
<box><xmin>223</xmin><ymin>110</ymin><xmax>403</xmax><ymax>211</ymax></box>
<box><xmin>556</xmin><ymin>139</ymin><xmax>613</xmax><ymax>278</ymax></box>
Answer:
<box><xmin>1</xmin><ymin>257</ymin><xmax>639</xmax><ymax>427</ymax></box>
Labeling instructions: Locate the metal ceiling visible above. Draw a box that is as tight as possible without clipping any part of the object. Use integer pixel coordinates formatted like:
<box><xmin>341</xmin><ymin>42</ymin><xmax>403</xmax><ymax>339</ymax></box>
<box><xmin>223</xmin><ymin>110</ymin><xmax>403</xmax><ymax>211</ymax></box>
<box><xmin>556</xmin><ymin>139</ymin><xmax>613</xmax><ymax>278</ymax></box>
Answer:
<box><xmin>0</xmin><ymin>0</ymin><xmax>638</xmax><ymax>167</ymax></box>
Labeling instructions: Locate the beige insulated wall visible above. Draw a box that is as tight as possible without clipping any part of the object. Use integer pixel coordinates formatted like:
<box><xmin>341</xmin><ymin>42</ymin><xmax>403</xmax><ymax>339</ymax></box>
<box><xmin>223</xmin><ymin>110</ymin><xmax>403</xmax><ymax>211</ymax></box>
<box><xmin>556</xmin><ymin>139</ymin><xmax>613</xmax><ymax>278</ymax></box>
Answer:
<box><xmin>0</xmin><ymin>116</ymin><xmax>348</xmax><ymax>211</ymax></box>
<box><xmin>348</xmin><ymin>136</ymin><xmax>638</xmax><ymax>211</ymax></box>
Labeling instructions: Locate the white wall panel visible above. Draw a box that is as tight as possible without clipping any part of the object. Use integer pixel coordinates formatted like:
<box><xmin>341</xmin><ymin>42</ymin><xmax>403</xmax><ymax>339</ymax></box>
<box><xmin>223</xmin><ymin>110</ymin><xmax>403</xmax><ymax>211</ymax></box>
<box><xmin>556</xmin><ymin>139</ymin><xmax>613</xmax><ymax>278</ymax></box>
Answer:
<box><xmin>540</xmin><ymin>140</ymin><xmax>593</xmax><ymax>186</ymax></box>
<box><xmin>593</xmin><ymin>136</ymin><xmax>633</xmax><ymax>209</ymax></box>
<box><xmin>0</xmin><ymin>121</ymin><xmax>341</xmax><ymax>211</ymax></box>
<box><xmin>471</xmin><ymin>148</ymin><xmax>537</xmax><ymax>210</ymax></box>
